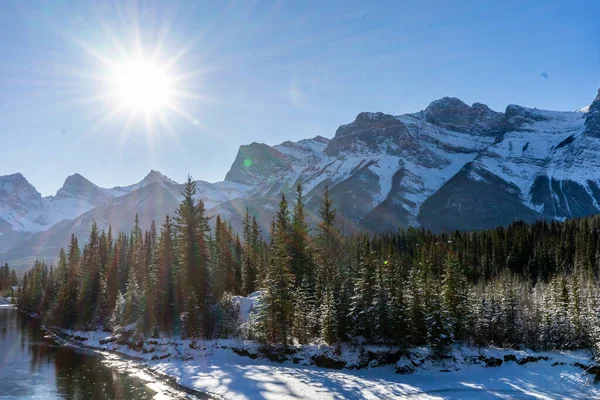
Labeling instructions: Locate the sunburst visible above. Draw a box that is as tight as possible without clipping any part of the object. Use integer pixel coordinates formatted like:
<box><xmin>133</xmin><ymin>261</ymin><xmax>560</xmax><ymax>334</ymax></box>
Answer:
<box><xmin>55</xmin><ymin>2</ymin><xmax>213</xmax><ymax>151</ymax></box>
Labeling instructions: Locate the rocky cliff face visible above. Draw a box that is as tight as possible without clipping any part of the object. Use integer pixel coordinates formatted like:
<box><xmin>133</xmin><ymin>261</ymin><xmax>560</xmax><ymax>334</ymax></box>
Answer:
<box><xmin>585</xmin><ymin>89</ymin><xmax>600</xmax><ymax>138</ymax></box>
<box><xmin>424</xmin><ymin>97</ymin><xmax>506</xmax><ymax>137</ymax></box>
<box><xmin>3</xmin><ymin>89</ymin><xmax>600</xmax><ymax>269</ymax></box>
<box><xmin>0</xmin><ymin>173</ymin><xmax>45</xmax><ymax>232</ymax></box>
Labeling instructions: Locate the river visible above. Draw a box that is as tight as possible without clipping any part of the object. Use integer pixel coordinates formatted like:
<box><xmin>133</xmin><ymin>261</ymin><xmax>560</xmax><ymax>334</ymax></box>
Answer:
<box><xmin>0</xmin><ymin>305</ymin><xmax>193</xmax><ymax>399</ymax></box>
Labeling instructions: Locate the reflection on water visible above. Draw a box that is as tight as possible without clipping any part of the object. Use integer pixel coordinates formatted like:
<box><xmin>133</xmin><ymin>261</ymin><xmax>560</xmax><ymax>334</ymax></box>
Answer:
<box><xmin>0</xmin><ymin>307</ymin><xmax>158</xmax><ymax>399</ymax></box>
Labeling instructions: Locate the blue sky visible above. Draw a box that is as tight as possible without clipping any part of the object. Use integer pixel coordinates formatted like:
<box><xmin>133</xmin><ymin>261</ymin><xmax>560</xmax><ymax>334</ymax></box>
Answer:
<box><xmin>0</xmin><ymin>0</ymin><xmax>599</xmax><ymax>196</ymax></box>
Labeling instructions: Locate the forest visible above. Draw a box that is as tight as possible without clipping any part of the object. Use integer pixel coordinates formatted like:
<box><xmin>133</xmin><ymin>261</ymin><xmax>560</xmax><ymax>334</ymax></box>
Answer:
<box><xmin>0</xmin><ymin>263</ymin><xmax>17</xmax><ymax>295</ymax></box>
<box><xmin>14</xmin><ymin>177</ymin><xmax>600</xmax><ymax>359</ymax></box>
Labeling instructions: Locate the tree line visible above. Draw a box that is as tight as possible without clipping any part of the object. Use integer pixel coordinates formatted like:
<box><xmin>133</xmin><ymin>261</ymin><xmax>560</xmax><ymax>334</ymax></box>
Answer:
<box><xmin>14</xmin><ymin>177</ymin><xmax>600</xmax><ymax>358</ymax></box>
<box><xmin>0</xmin><ymin>263</ymin><xmax>18</xmax><ymax>295</ymax></box>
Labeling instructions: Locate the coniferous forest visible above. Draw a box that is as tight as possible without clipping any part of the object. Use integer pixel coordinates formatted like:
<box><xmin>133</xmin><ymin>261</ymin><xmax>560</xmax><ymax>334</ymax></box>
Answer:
<box><xmin>14</xmin><ymin>176</ymin><xmax>600</xmax><ymax>359</ymax></box>
<box><xmin>0</xmin><ymin>263</ymin><xmax>18</xmax><ymax>294</ymax></box>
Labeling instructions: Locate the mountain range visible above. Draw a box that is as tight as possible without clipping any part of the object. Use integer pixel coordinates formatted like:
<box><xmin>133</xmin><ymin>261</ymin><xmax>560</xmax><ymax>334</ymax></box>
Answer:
<box><xmin>2</xmin><ymin>88</ymin><xmax>600</xmax><ymax>270</ymax></box>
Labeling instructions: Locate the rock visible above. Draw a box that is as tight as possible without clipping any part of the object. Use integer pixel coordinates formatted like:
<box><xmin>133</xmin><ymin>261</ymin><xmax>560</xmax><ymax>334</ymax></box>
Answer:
<box><xmin>424</xmin><ymin>97</ymin><xmax>505</xmax><ymax>136</ymax></box>
<box><xmin>362</xmin><ymin>350</ymin><xmax>404</xmax><ymax>368</ymax></box>
<box><xmin>56</xmin><ymin>173</ymin><xmax>111</xmax><ymax>203</ymax></box>
<box><xmin>504</xmin><ymin>104</ymin><xmax>549</xmax><ymax>132</ymax></box>
<box><xmin>258</xmin><ymin>346</ymin><xmax>288</xmax><ymax>363</ymax></box>
<box><xmin>151</xmin><ymin>353</ymin><xmax>171</xmax><ymax>361</ymax></box>
<box><xmin>504</xmin><ymin>354</ymin><xmax>517</xmax><ymax>362</ymax></box>
<box><xmin>231</xmin><ymin>347</ymin><xmax>258</xmax><ymax>359</ymax></box>
<box><xmin>325</xmin><ymin>112</ymin><xmax>411</xmax><ymax>157</ymax></box>
<box><xmin>395</xmin><ymin>364</ymin><xmax>415</xmax><ymax>374</ymax></box>
<box><xmin>585</xmin><ymin>88</ymin><xmax>600</xmax><ymax>138</ymax></box>
<box><xmin>312</xmin><ymin>354</ymin><xmax>346</xmax><ymax>369</ymax></box>
<box><xmin>572</xmin><ymin>362</ymin><xmax>600</xmax><ymax>383</ymax></box>
<box><xmin>99</xmin><ymin>336</ymin><xmax>118</xmax><ymax>345</ymax></box>
<box><xmin>224</xmin><ymin>143</ymin><xmax>289</xmax><ymax>185</ymax></box>
<box><xmin>478</xmin><ymin>355</ymin><xmax>503</xmax><ymax>367</ymax></box>
<box><xmin>517</xmin><ymin>356</ymin><xmax>549</xmax><ymax>365</ymax></box>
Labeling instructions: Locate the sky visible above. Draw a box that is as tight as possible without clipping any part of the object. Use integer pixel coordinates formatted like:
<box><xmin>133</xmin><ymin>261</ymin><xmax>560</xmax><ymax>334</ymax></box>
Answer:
<box><xmin>0</xmin><ymin>0</ymin><xmax>599</xmax><ymax>196</ymax></box>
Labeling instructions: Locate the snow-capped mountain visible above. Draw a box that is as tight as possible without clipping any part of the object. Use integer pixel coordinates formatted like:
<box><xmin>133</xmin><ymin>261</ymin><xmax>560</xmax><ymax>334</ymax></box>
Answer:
<box><xmin>3</xmin><ymin>88</ymin><xmax>600</xmax><ymax>269</ymax></box>
<box><xmin>420</xmin><ymin>89</ymin><xmax>600</xmax><ymax>231</ymax></box>
<box><xmin>0</xmin><ymin>170</ymin><xmax>179</xmax><ymax>235</ymax></box>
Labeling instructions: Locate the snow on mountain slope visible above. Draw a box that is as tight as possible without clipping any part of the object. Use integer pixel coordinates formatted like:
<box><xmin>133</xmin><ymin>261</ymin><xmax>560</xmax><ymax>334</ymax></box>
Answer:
<box><xmin>5</xmin><ymin>88</ymin><xmax>600</xmax><ymax>267</ymax></box>
<box><xmin>470</xmin><ymin>108</ymin><xmax>589</xmax><ymax>213</ymax></box>
<box><xmin>194</xmin><ymin>180</ymin><xmax>252</xmax><ymax>209</ymax></box>
<box><xmin>42</xmin><ymin>197</ymin><xmax>103</xmax><ymax>228</ymax></box>
<box><xmin>0</xmin><ymin>173</ymin><xmax>46</xmax><ymax>233</ymax></box>
<box><xmin>419</xmin><ymin>90</ymin><xmax>600</xmax><ymax>231</ymax></box>
<box><xmin>1</xmin><ymin>171</ymin><xmax>184</xmax><ymax>236</ymax></box>
<box><xmin>106</xmin><ymin>170</ymin><xmax>178</xmax><ymax>197</ymax></box>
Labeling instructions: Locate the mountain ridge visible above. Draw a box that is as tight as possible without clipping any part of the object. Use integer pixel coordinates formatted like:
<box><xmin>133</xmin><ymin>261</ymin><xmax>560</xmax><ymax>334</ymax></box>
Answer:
<box><xmin>2</xmin><ymin>89</ymin><xmax>600</xmax><ymax>269</ymax></box>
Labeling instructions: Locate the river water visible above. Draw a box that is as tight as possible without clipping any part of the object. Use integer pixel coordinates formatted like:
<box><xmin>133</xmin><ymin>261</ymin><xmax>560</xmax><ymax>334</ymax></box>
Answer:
<box><xmin>0</xmin><ymin>306</ymin><xmax>191</xmax><ymax>399</ymax></box>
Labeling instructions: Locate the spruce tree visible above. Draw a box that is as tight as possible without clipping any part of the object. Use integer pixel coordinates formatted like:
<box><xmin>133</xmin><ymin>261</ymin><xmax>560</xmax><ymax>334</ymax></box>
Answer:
<box><xmin>78</xmin><ymin>221</ymin><xmax>102</xmax><ymax>327</ymax></box>
<box><xmin>156</xmin><ymin>215</ymin><xmax>177</xmax><ymax>333</ymax></box>
<box><xmin>290</xmin><ymin>184</ymin><xmax>313</xmax><ymax>287</ymax></box>
<box><xmin>174</xmin><ymin>176</ymin><xmax>212</xmax><ymax>337</ymax></box>
<box><xmin>259</xmin><ymin>194</ymin><xmax>295</xmax><ymax>345</ymax></box>
<box><xmin>241</xmin><ymin>208</ymin><xmax>257</xmax><ymax>295</ymax></box>
<box><xmin>320</xmin><ymin>287</ymin><xmax>337</xmax><ymax>345</ymax></box>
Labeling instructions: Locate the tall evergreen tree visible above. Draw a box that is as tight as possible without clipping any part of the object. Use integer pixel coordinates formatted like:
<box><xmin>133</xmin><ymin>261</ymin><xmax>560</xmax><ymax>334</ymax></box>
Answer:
<box><xmin>174</xmin><ymin>176</ymin><xmax>212</xmax><ymax>337</ymax></box>
<box><xmin>259</xmin><ymin>194</ymin><xmax>295</xmax><ymax>345</ymax></box>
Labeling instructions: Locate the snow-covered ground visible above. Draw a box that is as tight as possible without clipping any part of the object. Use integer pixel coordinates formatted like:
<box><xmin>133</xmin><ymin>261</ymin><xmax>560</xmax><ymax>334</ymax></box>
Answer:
<box><xmin>48</xmin><ymin>328</ymin><xmax>600</xmax><ymax>400</ymax></box>
<box><xmin>0</xmin><ymin>297</ymin><xmax>13</xmax><ymax>306</ymax></box>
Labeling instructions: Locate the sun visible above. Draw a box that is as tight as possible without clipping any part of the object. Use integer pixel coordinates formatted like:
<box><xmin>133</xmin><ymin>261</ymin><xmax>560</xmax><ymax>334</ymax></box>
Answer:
<box><xmin>57</xmin><ymin>3</ymin><xmax>213</xmax><ymax>147</ymax></box>
<box><xmin>110</xmin><ymin>58</ymin><xmax>175</xmax><ymax>113</ymax></box>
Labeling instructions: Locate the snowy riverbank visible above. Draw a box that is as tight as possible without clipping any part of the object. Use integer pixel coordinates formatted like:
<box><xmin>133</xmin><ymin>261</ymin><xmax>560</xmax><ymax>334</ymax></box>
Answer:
<box><xmin>45</xmin><ymin>327</ymin><xmax>600</xmax><ymax>399</ymax></box>
<box><xmin>0</xmin><ymin>297</ymin><xmax>14</xmax><ymax>307</ymax></box>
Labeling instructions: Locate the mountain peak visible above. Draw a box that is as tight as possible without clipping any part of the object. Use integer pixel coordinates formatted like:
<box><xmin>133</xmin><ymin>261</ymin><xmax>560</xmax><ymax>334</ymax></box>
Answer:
<box><xmin>312</xmin><ymin>135</ymin><xmax>329</xmax><ymax>143</ymax></box>
<box><xmin>424</xmin><ymin>97</ymin><xmax>504</xmax><ymax>136</ymax></box>
<box><xmin>56</xmin><ymin>173</ymin><xmax>109</xmax><ymax>202</ymax></box>
<box><xmin>355</xmin><ymin>111</ymin><xmax>395</xmax><ymax>123</ymax></box>
<box><xmin>333</xmin><ymin>111</ymin><xmax>400</xmax><ymax>139</ymax></box>
<box><xmin>0</xmin><ymin>173</ymin><xmax>35</xmax><ymax>194</ymax></box>
<box><xmin>142</xmin><ymin>170</ymin><xmax>174</xmax><ymax>184</ymax></box>
<box><xmin>0</xmin><ymin>172</ymin><xmax>27</xmax><ymax>185</ymax></box>
<box><xmin>140</xmin><ymin>169</ymin><xmax>177</xmax><ymax>185</ymax></box>
<box><xmin>0</xmin><ymin>173</ymin><xmax>43</xmax><ymax>218</ymax></box>
<box><xmin>585</xmin><ymin>88</ymin><xmax>600</xmax><ymax>138</ymax></box>
<box><xmin>426</xmin><ymin>97</ymin><xmax>469</xmax><ymax>110</ymax></box>
<box><xmin>225</xmin><ymin>143</ymin><xmax>288</xmax><ymax>185</ymax></box>
<box><xmin>59</xmin><ymin>173</ymin><xmax>93</xmax><ymax>188</ymax></box>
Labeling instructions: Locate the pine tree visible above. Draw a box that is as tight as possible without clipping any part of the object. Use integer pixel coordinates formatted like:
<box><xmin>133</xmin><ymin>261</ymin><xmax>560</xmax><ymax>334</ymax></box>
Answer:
<box><xmin>259</xmin><ymin>194</ymin><xmax>295</xmax><ymax>345</ymax></box>
<box><xmin>350</xmin><ymin>237</ymin><xmax>377</xmax><ymax>341</ymax></box>
<box><xmin>241</xmin><ymin>209</ymin><xmax>257</xmax><ymax>295</ymax></box>
<box><xmin>174</xmin><ymin>176</ymin><xmax>212</xmax><ymax>337</ymax></box>
<box><xmin>290</xmin><ymin>184</ymin><xmax>313</xmax><ymax>287</ymax></box>
<box><xmin>569</xmin><ymin>269</ymin><xmax>586</xmax><ymax>347</ymax></box>
<box><xmin>293</xmin><ymin>275</ymin><xmax>316</xmax><ymax>344</ymax></box>
<box><xmin>58</xmin><ymin>234</ymin><xmax>80</xmax><ymax>327</ymax></box>
<box><xmin>78</xmin><ymin>221</ymin><xmax>102</xmax><ymax>327</ymax></box>
<box><xmin>498</xmin><ymin>272</ymin><xmax>523</xmax><ymax>348</ymax></box>
<box><xmin>156</xmin><ymin>215</ymin><xmax>177</xmax><ymax>334</ymax></box>
<box><xmin>233</xmin><ymin>233</ymin><xmax>243</xmax><ymax>295</ymax></box>
<box><xmin>315</xmin><ymin>186</ymin><xmax>340</xmax><ymax>302</ymax></box>
<box><xmin>425</xmin><ymin>280</ymin><xmax>454</xmax><ymax>358</ymax></box>
<box><xmin>320</xmin><ymin>287</ymin><xmax>337</xmax><ymax>345</ymax></box>
<box><xmin>407</xmin><ymin>261</ymin><xmax>428</xmax><ymax>345</ymax></box>
<box><xmin>441</xmin><ymin>253</ymin><xmax>470</xmax><ymax>342</ymax></box>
